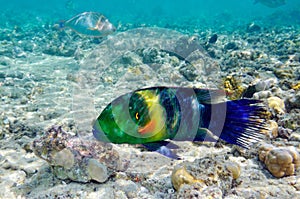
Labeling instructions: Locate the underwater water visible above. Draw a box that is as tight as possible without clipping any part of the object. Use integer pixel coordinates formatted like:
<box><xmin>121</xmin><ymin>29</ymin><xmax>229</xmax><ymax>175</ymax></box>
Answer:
<box><xmin>1</xmin><ymin>0</ymin><xmax>300</xmax><ymax>199</ymax></box>
<box><xmin>1</xmin><ymin>0</ymin><xmax>300</xmax><ymax>29</ymax></box>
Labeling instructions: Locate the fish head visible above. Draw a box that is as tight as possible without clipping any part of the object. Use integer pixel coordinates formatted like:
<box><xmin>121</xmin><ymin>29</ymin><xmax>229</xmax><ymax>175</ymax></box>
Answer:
<box><xmin>93</xmin><ymin>89</ymin><xmax>168</xmax><ymax>144</ymax></box>
<box><xmin>97</xmin><ymin>17</ymin><xmax>116</xmax><ymax>35</ymax></box>
<box><xmin>102</xmin><ymin>19</ymin><xmax>116</xmax><ymax>32</ymax></box>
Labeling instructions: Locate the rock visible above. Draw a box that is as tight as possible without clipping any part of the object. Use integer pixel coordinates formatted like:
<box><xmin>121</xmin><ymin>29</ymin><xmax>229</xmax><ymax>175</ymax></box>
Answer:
<box><xmin>223</xmin><ymin>75</ymin><xmax>245</xmax><ymax>100</ymax></box>
<box><xmin>224</xmin><ymin>42</ymin><xmax>238</xmax><ymax>50</ymax></box>
<box><xmin>289</xmin><ymin>133</ymin><xmax>300</xmax><ymax>142</ymax></box>
<box><xmin>87</xmin><ymin>159</ymin><xmax>109</xmax><ymax>183</ymax></box>
<box><xmin>115</xmin><ymin>179</ymin><xmax>139</xmax><ymax>198</ymax></box>
<box><xmin>174</xmin><ymin>35</ymin><xmax>202</xmax><ymax>58</ymax></box>
<box><xmin>171</xmin><ymin>156</ymin><xmax>237</xmax><ymax>195</ymax></box>
<box><xmin>286</xmin><ymin>91</ymin><xmax>300</xmax><ymax>109</ymax></box>
<box><xmin>177</xmin><ymin>184</ymin><xmax>223</xmax><ymax>199</ymax></box>
<box><xmin>278</xmin><ymin>126</ymin><xmax>292</xmax><ymax>139</ymax></box>
<box><xmin>224</xmin><ymin>162</ymin><xmax>241</xmax><ymax>180</ymax></box>
<box><xmin>53</xmin><ymin>148</ymin><xmax>75</xmax><ymax>169</ymax></box>
<box><xmin>267</xmin><ymin>96</ymin><xmax>285</xmax><ymax>115</ymax></box>
<box><xmin>292</xmin><ymin>82</ymin><xmax>300</xmax><ymax>91</ymax></box>
<box><xmin>254</xmin><ymin>78</ymin><xmax>278</xmax><ymax>92</ymax></box>
<box><xmin>258</xmin><ymin>144</ymin><xmax>300</xmax><ymax>178</ymax></box>
<box><xmin>86</xmin><ymin>187</ymin><xmax>115</xmax><ymax>199</ymax></box>
<box><xmin>208</xmin><ymin>34</ymin><xmax>218</xmax><ymax>44</ymax></box>
<box><xmin>258</xmin><ymin>143</ymin><xmax>275</xmax><ymax>162</ymax></box>
<box><xmin>171</xmin><ymin>166</ymin><xmax>204</xmax><ymax>191</ymax></box>
<box><xmin>230</xmin><ymin>50</ymin><xmax>260</xmax><ymax>61</ymax></box>
<box><xmin>263</xmin><ymin>120</ymin><xmax>279</xmax><ymax>139</ymax></box>
<box><xmin>32</xmin><ymin>126</ymin><xmax>129</xmax><ymax>183</ymax></box>
<box><xmin>279</xmin><ymin>109</ymin><xmax>300</xmax><ymax>130</ymax></box>
<box><xmin>274</xmin><ymin>68</ymin><xmax>294</xmax><ymax>79</ymax></box>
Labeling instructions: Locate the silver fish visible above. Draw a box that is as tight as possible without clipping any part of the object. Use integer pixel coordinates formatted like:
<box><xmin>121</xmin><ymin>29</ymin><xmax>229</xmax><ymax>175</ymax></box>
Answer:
<box><xmin>58</xmin><ymin>12</ymin><xmax>116</xmax><ymax>37</ymax></box>
<box><xmin>254</xmin><ymin>0</ymin><xmax>286</xmax><ymax>8</ymax></box>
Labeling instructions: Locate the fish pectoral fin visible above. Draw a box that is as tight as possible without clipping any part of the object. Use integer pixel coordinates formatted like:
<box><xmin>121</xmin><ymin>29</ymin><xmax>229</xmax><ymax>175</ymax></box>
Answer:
<box><xmin>142</xmin><ymin>141</ymin><xmax>180</xmax><ymax>159</ymax></box>
<box><xmin>143</xmin><ymin>141</ymin><xmax>179</xmax><ymax>150</ymax></box>
<box><xmin>155</xmin><ymin>146</ymin><xmax>180</xmax><ymax>160</ymax></box>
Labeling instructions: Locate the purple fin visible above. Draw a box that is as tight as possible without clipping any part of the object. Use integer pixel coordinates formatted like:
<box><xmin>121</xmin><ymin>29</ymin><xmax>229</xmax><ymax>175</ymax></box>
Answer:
<box><xmin>143</xmin><ymin>141</ymin><xmax>180</xmax><ymax>159</ymax></box>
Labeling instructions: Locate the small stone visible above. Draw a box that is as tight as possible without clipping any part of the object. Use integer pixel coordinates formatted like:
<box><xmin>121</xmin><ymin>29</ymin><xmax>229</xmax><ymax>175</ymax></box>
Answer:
<box><xmin>87</xmin><ymin>159</ymin><xmax>108</xmax><ymax>183</ymax></box>
<box><xmin>115</xmin><ymin>179</ymin><xmax>139</xmax><ymax>198</ymax></box>
<box><xmin>224</xmin><ymin>42</ymin><xmax>238</xmax><ymax>50</ymax></box>
<box><xmin>289</xmin><ymin>133</ymin><xmax>300</xmax><ymax>142</ymax></box>
<box><xmin>254</xmin><ymin>78</ymin><xmax>277</xmax><ymax>92</ymax></box>
<box><xmin>253</xmin><ymin>90</ymin><xmax>272</xmax><ymax>99</ymax></box>
<box><xmin>278</xmin><ymin>127</ymin><xmax>292</xmax><ymax>139</ymax></box>
<box><xmin>263</xmin><ymin>120</ymin><xmax>278</xmax><ymax>138</ymax></box>
<box><xmin>286</xmin><ymin>91</ymin><xmax>300</xmax><ymax>109</ymax></box>
<box><xmin>225</xmin><ymin>162</ymin><xmax>241</xmax><ymax>180</ymax></box>
<box><xmin>258</xmin><ymin>143</ymin><xmax>275</xmax><ymax>162</ymax></box>
<box><xmin>53</xmin><ymin>148</ymin><xmax>75</xmax><ymax>169</ymax></box>
<box><xmin>171</xmin><ymin>166</ymin><xmax>204</xmax><ymax>191</ymax></box>
<box><xmin>274</xmin><ymin>68</ymin><xmax>294</xmax><ymax>79</ymax></box>
<box><xmin>87</xmin><ymin>187</ymin><xmax>115</xmax><ymax>199</ymax></box>
<box><xmin>267</xmin><ymin>96</ymin><xmax>285</xmax><ymax>115</ymax></box>
<box><xmin>208</xmin><ymin>34</ymin><xmax>218</xmax><ymax>44</ymax></box>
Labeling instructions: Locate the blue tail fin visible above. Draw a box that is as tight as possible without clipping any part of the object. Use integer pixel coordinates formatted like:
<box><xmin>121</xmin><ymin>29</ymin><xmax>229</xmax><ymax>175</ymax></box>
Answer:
<box><xmin>203</xmin><ymin>99</ymin><xmax>267</xmax><ymax>148</ymax></box>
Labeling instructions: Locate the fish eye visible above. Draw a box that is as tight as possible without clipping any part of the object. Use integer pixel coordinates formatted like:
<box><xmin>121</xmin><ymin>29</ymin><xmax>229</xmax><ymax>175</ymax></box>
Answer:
<box><xmin>135</xmin><ymin>112</ymin><xmax>139</xmax><ymax>120</ymax></box>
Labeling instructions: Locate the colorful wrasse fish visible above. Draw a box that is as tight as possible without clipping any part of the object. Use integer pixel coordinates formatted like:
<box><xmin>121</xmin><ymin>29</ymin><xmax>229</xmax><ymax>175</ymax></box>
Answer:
<box><xmin>93</xmin><ymin>87</ymin><xmax>267</xmax><ymax>159</ymax></box>
<box><xmin>57</xmin><ymin>12</ymin><xmax>116</xmax><ymax>37</ymax></box>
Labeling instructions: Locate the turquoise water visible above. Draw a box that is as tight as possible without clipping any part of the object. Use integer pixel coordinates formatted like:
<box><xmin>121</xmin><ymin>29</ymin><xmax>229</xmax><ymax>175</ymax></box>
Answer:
<box><xmin>1</xmin><ymin>0</ymin><xmax>300</xmax><ymax>31</ymax></box>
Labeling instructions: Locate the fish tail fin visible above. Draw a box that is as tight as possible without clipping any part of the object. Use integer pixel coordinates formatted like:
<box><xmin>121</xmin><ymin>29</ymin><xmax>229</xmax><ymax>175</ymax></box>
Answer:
<box><xmin>205</xmin><ymin>99</ymin><xmax>267</xmax><ymax>148</ymax></box>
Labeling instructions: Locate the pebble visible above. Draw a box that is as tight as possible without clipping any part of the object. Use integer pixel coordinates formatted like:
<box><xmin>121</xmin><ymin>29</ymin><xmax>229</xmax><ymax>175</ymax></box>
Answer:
<box><xmin>264</xmin><ymin>120</ymin><xmax>279</xmax><ymax>139</ymax></box>
<box><xmin>286</xmin><ymin>91</ymin><xmax>300</xmax><ymax>109</ymax></box>
<box><xmin>224</xmin><ymin>42</ymin><xmax>238</xmax><ymax>50</ymax></box>
<box><xmin>53</xmin><ymin>148</ymin><xmax>75</xmax><ymax>169</ymax></box>
<box><xmin>115</xmin><ymin>179</ymin><xmax>139</xmax><ymax>198</ymax></box>
<box><xmin>87</xmin><ymin>159</ymin><xmax>109</xmax><ymax>183</ymax></box>
<box><xmin>208</xmin><ymin>34</ymin><xmax>218</xmax><ymax>44</ymax></box>
<box><xmin>171</xmin><ymin>166</ymin><xmax>204</xmax><ymax>191</ymax></box>
<box><xmin>86</xmin><ymin>187</ymin><xmax>115</xmax><ymax>199</ymax></box>
<box><xmin>267</xmin><ymin>96</ymin><xmax>285</xmax><ymax>115</ymax></box>
<box><xmin>289</xmin><ymin>133</ymin><xmax>300</xmax><ymax>142</ymax></box>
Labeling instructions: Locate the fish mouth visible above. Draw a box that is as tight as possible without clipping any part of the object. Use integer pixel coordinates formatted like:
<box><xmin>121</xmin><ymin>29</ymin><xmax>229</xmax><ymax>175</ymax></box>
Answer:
<box><xmin>92</xmin><ymin>122</ymin><xmax>111</xmax><ymax>143</ymax></box>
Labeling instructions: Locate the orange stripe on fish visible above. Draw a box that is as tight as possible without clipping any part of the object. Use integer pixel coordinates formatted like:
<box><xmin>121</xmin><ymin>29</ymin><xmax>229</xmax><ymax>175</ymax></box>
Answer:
<box><xmin>138</xmin><ymin>119</ymin><xmax>156</xmax><ymax>135</ymax></box>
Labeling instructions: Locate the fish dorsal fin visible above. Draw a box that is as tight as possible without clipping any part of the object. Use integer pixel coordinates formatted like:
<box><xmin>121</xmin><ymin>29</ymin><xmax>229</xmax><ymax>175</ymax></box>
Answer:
<box><xmin>136</xmin><ymin>87</ymin><xmax>226</xmax><ymax>104</ymax></box>
<box><xmin>192</xmin><ymin>88</ymin><xmax>226</xmax><ymax>104</ymax></box>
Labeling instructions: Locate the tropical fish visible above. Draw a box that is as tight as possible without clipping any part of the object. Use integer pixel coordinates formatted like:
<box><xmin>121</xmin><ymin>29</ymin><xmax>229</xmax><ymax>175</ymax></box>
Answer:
<box><xmin>254</xmin><ymin>0</ymin><xmax>285</xmax><ymax>8</ymax></box>
<box><xmin>57</xmin><ymin>12</ymin><xmax>116</xmax><ymax>37</ymax></box>
<box><xmin>93</xmin><ymin>87</ymin><xmax>267</xmax><ymax>159</ymax></box>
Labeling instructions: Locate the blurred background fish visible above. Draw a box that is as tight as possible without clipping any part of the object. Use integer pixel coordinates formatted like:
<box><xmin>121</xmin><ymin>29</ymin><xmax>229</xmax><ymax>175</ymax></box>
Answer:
<box><xmin>254</xmin><ymin>0</ymin><xmax>286</xmax><ymax>8</ymax></box>
<box><xmin>55</xmin><ymin>11</ymin><xmax>116</xmax><ymax>37</ymax></box>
